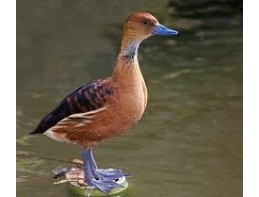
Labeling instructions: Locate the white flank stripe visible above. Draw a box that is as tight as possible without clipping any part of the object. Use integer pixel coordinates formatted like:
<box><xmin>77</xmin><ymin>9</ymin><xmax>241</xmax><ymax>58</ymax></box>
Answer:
<box><xmin>75</xmin><ymin>120</ymin><xmax>92</xmax><ymax>127</ymax></box>
<box><xmin>69</xmin><ymin>106</ymin><xmax>106</xmax><ymax>118</ymax></box>
<box><xmin>44</xmin><ymin>129</ymin><xmax>63</xmax><ymax>142</ymax></box>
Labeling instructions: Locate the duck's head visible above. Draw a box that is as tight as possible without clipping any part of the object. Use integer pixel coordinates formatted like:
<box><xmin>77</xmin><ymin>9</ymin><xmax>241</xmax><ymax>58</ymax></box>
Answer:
<box><xmin>122</xmin><ymin>12</ymin><xmax>179</xmax><ymax>41</ymax></box>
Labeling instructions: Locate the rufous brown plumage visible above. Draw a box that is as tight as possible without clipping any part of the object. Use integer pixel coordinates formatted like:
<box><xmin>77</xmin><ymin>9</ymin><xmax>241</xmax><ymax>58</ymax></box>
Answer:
<box><xmin>31</xmin><ymin>12</ymin><xmax>178</xmax><ymax>148</ymax></box>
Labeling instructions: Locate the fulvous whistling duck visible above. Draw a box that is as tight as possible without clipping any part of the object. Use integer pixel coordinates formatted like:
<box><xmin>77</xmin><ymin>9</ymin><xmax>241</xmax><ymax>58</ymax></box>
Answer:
<box><xmin>31</xmin><ymin>12</ymin><xmax>179</xmax><ymax>193</ymax></box>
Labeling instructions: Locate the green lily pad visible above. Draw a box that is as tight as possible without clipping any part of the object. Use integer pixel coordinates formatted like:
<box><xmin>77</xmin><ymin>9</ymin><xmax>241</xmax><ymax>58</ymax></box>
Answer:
<box><xmin>67</xmin><ymin>176</ymin><xmax>129</xmax><ymax>196</ymax></box>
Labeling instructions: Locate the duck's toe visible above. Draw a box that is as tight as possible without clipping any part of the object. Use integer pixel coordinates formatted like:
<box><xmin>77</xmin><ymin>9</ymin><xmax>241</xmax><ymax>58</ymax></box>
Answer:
<box><xmin>90</xmin><ymin>178</ymin><xmax>124</xmax><ymax>193</ymax></box>
<box><xmin>95</xmin><ymin>168</ymin><xmax>128</xmax><ymax>180</ymax></box>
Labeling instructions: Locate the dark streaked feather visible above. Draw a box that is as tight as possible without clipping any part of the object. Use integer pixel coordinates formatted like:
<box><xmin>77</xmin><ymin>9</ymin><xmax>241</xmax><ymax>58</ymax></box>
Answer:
<box><xmin>30</xmin><ymin>79</ymin><xmax>112</xmax><ymax>135</ymax></box>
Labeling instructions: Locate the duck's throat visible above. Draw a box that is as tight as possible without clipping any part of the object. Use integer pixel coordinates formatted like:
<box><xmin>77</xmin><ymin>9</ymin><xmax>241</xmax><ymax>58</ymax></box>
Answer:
<box><xmin>119</xmin><ymin>40</ymin><xmax>141</xmax><ymax>64</ymax></box>
<box><xmin>113</xmin><ymin>39</ymin><xmax>143</xmax><ymax>82</ymax></box>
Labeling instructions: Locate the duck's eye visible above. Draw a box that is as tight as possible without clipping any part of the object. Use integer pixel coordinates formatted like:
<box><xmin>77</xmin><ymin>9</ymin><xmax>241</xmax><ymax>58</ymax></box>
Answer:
<box><xmin>143</xmin><ymin>21</ymin><xmax>148</xmax><ymax>25</ymax></box>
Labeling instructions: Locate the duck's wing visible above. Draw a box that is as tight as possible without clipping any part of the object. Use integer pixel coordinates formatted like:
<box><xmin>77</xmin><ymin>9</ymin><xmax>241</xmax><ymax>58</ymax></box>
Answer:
<box><xmin>30</xmin><ymin>79</ymin><xmax>113</xmax><ymax>135</ymax></box>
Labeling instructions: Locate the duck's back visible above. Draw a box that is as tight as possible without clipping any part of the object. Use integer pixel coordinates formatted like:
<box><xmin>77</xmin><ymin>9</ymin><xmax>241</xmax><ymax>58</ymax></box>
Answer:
<box><xmin>30</xmin><ymin>79</ymin><xmax>112</xmax><ymax>137</ymax></box>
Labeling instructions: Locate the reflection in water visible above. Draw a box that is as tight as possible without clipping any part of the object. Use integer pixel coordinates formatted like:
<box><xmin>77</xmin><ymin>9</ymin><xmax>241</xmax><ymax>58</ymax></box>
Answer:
<box><xmin>17</xmin><ymin>1</ymin><xmax>242</xmax><ymax>197</ymax></box>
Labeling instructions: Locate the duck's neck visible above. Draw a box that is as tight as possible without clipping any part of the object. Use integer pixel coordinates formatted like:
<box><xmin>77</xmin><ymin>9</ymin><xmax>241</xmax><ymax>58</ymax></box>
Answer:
<box><xmin>112</xmin><ymin>35</ymin><xmax>143</xmax><ymax>82</ymax></box>
<box><xmin>118</xmin><ymin>39</ymin><xmax>141</xmax><ymax>63</ymax></box>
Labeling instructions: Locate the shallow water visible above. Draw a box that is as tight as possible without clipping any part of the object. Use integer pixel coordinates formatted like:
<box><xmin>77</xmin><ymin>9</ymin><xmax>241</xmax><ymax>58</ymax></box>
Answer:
<box><xmin>17</xmin><ymin>1</ymin><xmax>242</xmax><ymax>197</ymax></box>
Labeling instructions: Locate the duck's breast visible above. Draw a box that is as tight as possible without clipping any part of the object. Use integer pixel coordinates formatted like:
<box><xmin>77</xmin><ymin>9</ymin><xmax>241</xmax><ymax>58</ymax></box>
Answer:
<box><xmin>110</xmin><ymin>78</ymin><xmax>147</xmax><ymax>133</ymax></box>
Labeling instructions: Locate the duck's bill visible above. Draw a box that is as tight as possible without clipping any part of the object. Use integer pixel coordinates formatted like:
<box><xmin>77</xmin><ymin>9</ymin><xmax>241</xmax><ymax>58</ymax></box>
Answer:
<box><xmin>152</xmin><ymin>24</ymin><xmax>179</xmax><ymax>36</ymax></box>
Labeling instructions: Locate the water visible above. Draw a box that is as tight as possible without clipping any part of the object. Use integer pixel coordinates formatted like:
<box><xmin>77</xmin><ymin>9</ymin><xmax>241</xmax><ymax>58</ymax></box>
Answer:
<box><xmin>17</xmin><ymin>1</ymin><xmax>242</xmax><ymax>196</ymax></box>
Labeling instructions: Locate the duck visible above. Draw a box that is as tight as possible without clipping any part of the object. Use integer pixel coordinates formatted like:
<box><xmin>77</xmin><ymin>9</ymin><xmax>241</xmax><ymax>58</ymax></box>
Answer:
<box><xmin>30</xmin><ymin>11</ymin><xmax>179</xmax><ymax>193</ymax></box>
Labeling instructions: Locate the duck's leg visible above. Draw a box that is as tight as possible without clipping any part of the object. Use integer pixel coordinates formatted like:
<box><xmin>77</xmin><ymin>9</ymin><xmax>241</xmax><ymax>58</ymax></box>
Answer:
<box><xmin>81</xmin><ymin>149</ymin><xmax>123</xmax><ymax>193</ymax></box>
<box><xmin>87</xmin><ymin>148</ymin><xmax>128</xmax><ymax>180</ymax></box>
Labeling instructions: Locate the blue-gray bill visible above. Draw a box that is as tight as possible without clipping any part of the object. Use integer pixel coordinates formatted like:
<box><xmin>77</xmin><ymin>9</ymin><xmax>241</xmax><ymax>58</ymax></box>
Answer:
<box><xmin>152</xmin><ymin>24</ymin><xmax>179</xmax><ymax>36</ymax></box>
